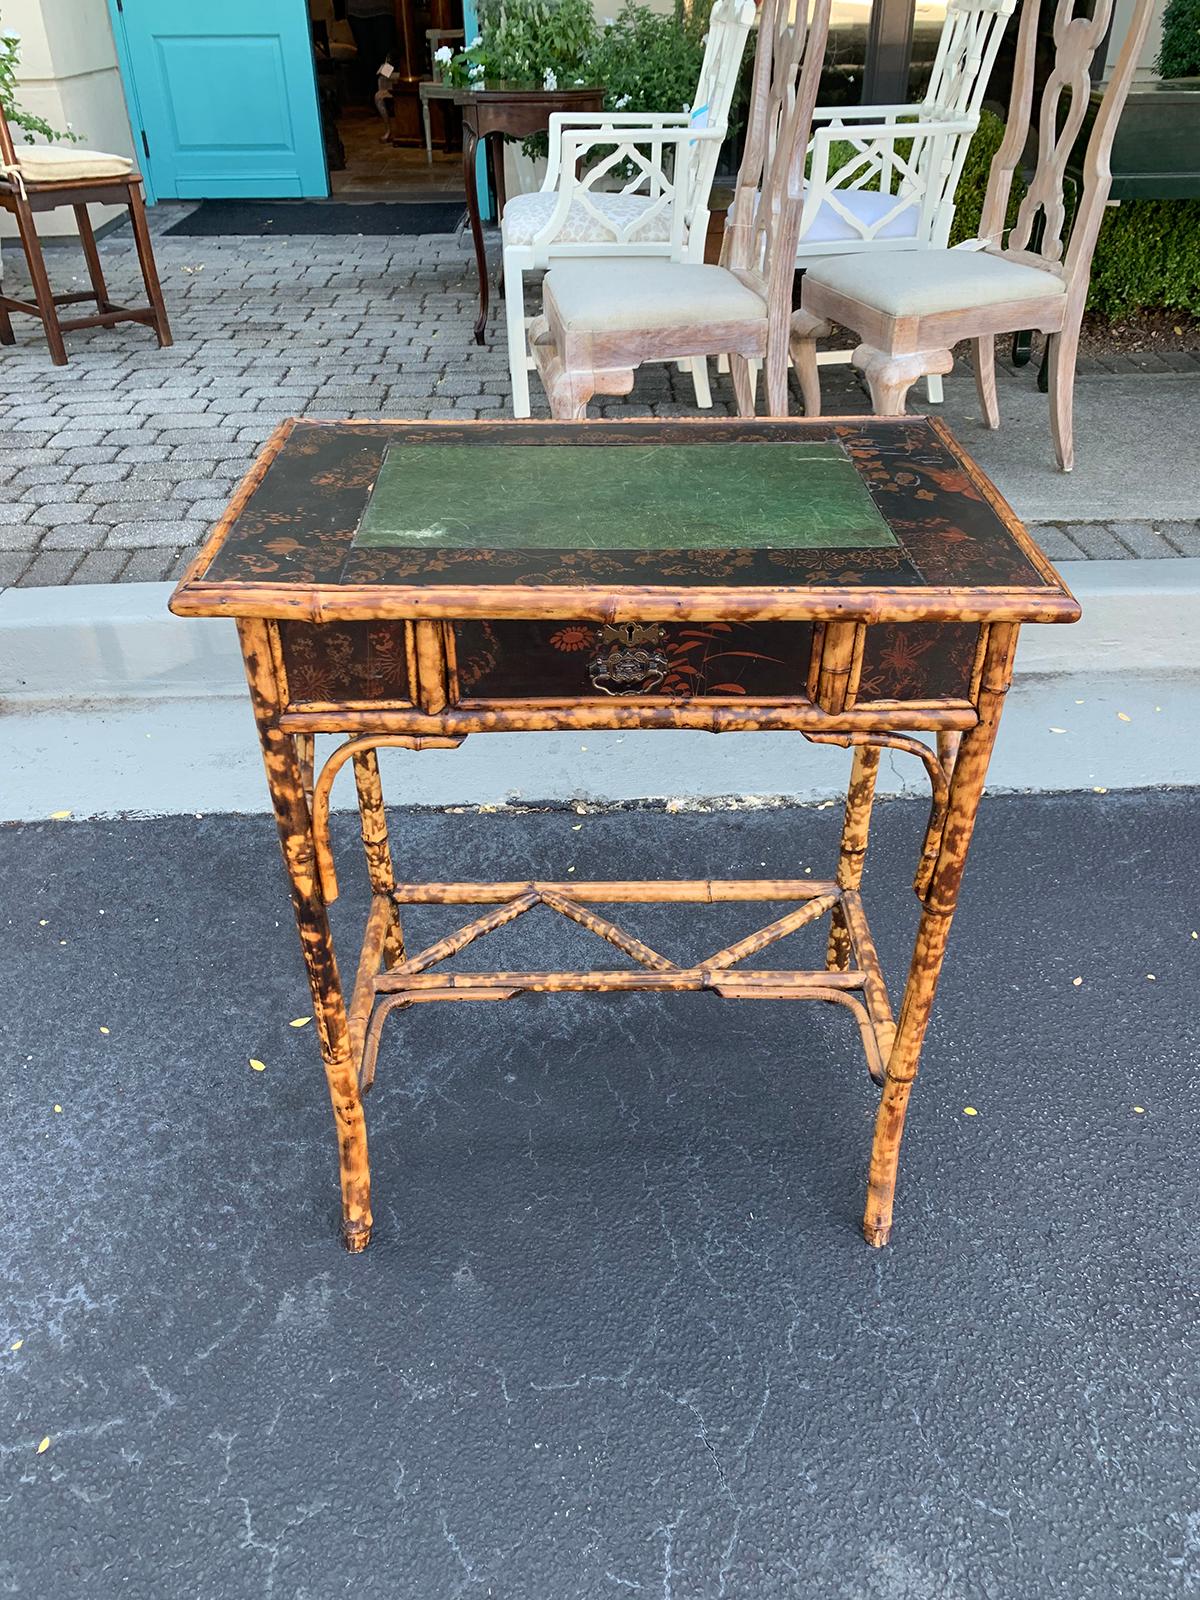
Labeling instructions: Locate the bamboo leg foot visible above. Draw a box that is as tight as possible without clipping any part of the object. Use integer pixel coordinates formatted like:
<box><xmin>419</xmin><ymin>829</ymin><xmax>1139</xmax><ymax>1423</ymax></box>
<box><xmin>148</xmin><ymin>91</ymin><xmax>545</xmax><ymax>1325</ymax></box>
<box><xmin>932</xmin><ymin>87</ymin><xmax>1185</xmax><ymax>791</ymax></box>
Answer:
<box><xmin>341</xmin><ymin>1216</ymin><xmax>373</xmax><ymax>1252</ymax></box>
<box><xmin>863</xmin><ymin>1074</ymin><xmax>912</xmax><ymax>1246</ymax></box>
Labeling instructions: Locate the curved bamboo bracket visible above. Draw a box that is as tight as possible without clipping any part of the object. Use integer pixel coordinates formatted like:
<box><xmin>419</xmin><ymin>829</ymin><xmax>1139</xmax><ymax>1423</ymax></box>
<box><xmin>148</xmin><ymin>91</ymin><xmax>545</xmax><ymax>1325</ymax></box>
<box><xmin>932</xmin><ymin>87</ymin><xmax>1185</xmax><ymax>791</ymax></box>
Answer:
<box><xmin>311</xmin><ymin>733</ymin><xmax>464</xmax><ymax>903</ymax></box>
<box><xmin>803</xmin><ymin>730</ymin><xmax>950</xmax><ymax>900</ymax></box>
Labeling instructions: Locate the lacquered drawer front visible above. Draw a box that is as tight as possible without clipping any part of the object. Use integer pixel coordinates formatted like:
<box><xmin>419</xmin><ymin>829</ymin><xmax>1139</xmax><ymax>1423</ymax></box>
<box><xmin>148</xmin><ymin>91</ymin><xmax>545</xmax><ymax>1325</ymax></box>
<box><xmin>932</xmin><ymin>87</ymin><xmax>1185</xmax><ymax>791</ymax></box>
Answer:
<box><xmin>854</xmin><ymin>623</ymin><xmax>981</xmax><ymax>705</ymax></box>
<box><xmin>450</xmin><ymin>620</ymin><xmax>816</xmax><ymax>702</ymax></box>
<box><xmin>278</xmin><ymin>621</ymin><xmax>415</xmax><ymax>706</ymax></box>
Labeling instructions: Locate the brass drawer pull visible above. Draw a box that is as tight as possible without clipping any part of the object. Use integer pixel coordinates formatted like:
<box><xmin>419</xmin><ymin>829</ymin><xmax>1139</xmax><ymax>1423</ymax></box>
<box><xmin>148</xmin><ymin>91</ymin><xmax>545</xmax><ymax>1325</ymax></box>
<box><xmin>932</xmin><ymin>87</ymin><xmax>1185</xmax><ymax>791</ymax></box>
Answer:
<box><xmin>588</xmin><ymin>624</ymin><xmax>668</xmax><ymax>696</ymax></box>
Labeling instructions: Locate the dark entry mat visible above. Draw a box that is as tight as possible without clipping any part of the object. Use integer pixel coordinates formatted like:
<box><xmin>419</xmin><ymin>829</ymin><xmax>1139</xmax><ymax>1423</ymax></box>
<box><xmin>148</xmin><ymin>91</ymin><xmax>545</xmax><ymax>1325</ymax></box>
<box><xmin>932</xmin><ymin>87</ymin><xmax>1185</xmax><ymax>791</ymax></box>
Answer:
<box><xmin>163</xmin><ymin>200</ymin><xmax>467</xmax><ymax>237</ymax></box>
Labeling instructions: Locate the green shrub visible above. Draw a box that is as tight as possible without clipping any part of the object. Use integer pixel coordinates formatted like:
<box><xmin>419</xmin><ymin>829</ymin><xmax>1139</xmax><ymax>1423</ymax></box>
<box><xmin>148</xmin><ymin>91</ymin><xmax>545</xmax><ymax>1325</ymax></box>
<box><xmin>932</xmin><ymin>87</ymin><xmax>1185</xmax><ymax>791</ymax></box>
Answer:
<box><xmin>1085</xmin><ymin>198</ymin><xmax>1200</xmax><ymax>317</ymax></box>
<box><xmin>1157</xmin><ymin>0</ymin><xmax>1200</xmax><ymax>79</ymax></box>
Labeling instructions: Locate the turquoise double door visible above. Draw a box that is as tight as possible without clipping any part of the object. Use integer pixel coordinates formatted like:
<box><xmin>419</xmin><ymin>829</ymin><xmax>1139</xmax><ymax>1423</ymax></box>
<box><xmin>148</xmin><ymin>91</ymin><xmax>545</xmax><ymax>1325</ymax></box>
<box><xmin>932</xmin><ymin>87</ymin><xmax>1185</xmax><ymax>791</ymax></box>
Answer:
<box><xmin>108</xmin><ymin>0</ymin><xmax>328</xmax><ymax>201</ymax></box>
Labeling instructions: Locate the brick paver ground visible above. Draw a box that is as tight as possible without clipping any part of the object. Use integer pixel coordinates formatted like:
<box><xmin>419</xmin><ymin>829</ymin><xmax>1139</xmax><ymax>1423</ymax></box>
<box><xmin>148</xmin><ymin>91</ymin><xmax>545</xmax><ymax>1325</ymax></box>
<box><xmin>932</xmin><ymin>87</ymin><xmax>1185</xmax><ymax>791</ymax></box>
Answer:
<box><xmin>1</xmin><ymin>211</ymin><xmax>1199</xmax><ymax>587</ymax></box>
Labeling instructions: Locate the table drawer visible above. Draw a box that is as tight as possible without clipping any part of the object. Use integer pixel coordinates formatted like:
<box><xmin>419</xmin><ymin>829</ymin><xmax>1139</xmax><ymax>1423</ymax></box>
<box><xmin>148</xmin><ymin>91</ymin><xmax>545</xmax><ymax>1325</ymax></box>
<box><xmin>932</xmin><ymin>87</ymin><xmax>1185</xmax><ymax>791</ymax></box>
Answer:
<box><xmin>278</xmin><ymin>621</ymin><xmax>415</xmax><ymax>707</ymax></box>
<box><xmin>448</xmin><ymin>620</ymin><xmax>981</xmax><ymax>707</ymax></box>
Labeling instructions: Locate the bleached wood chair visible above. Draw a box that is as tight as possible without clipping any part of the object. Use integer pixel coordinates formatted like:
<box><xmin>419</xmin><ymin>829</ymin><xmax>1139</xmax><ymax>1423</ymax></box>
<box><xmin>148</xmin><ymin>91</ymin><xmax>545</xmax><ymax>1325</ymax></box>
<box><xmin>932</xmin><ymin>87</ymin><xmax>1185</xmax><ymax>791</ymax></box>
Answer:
<box><xmin>501</xmin><ymin>0</ymin><xmax>756</xmax><ymax>417</ymax></box>
<box><xmin>529</xmin><ymin>0</ymin><xmax>832</xmax><ymax>421</ymax></box>
<box><xmin>0</xmin><ymin>104</ymin><xmax>171</xmax><ymax>367</ymax></box>
<box><xmin>797</xmin><ymin>0</ymin><xmax>1017</xmax><ymax>404</ymax></box>
<box><xmin>790</xmin><ymin>0</ymin><xmax>1154</xmax><ymax>471</ymax></box>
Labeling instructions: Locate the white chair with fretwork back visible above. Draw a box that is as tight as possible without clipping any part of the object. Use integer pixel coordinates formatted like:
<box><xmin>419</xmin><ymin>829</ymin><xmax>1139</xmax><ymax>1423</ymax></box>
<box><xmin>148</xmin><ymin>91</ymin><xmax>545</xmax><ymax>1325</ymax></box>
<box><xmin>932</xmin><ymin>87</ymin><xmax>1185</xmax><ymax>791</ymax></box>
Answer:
<box><xmin>500</xmin><ymin>0</ymin><xmax>756</xmax><ymax>417</ymax></box>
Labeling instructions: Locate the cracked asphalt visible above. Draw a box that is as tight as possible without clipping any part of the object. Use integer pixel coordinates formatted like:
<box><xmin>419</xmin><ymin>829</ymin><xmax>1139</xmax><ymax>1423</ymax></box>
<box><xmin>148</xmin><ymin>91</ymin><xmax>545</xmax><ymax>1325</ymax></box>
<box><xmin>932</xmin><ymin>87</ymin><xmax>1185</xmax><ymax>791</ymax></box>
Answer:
<box><xmin>2</xmin><ymin>793</ymin><xmax>1197</xmax><ymax>1597</ymax></box>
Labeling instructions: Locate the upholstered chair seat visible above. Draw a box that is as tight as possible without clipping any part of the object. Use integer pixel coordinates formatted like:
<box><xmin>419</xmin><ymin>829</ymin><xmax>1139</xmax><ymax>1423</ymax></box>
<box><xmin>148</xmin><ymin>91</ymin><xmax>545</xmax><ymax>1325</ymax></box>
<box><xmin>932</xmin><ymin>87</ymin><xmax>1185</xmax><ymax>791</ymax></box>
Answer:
<box><xmin>801</xmin><ymin>248</ymin><xmax>1067</xmax><ymax>318</ymax></box>
<box><xmin>12</xmin><ymin>146</ymin><xmax>134</xmax><ymax>184</ymax></box>
<box><xmin>544</xmin><ymin>258</ymin><xmax>766</xmax><ymax>334</ymax></box>
<box><xmin>501</xmin><ymin>190</ymin><xmax>673</xmax><ymax>248</ymax></box>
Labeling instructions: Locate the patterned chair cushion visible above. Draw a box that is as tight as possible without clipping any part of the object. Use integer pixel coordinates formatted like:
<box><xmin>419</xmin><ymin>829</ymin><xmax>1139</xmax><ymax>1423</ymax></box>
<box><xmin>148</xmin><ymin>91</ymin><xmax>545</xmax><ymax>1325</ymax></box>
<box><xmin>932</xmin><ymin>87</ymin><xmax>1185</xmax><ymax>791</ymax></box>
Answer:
<box><xmin>803</xmin><ymin>249</ymin><xmax>1067</xmax><ymax>318</ymax></box>
<box><xmin>502</xmin><ymin>189</ymin><xmax>674</xmax><ymax>248</ymax></box>
<box><xmin>545</xmin><ymin>258</ymin><xmax>765</xmax><ymax>333</ymax></box>
<box><xmin>14</xmin><ymin>146</ymin><xmax>134</xmax><ymax>183</ymax></box>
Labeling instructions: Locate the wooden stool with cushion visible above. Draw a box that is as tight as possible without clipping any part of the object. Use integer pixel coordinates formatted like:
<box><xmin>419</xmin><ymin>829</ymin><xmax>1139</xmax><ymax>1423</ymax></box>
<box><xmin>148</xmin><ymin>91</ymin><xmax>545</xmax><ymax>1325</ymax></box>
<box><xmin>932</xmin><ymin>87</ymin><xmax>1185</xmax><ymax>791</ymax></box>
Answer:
<box><xmin>0</xmin><ymin>111</ymin><xmax>171</xmax><ymax>367</ymax></box>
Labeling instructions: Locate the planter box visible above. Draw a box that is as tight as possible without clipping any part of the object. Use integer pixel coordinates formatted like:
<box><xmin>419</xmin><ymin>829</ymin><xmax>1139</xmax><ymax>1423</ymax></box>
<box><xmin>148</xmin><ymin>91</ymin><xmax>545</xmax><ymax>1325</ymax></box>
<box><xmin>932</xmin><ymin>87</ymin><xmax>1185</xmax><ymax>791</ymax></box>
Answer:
<box><xmin>1075</xmin><ymin>80</ymin><xmax>1200</xmax><ymax>200</ymax></box>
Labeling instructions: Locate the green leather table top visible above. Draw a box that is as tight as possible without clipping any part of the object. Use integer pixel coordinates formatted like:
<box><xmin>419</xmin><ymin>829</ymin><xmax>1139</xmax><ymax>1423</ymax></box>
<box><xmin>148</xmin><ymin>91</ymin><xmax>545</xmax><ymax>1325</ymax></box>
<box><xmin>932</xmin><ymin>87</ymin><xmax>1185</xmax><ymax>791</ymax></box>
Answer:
<box><xmin>353</xmin><ymin>442</ymin><xmax>897</xmax><ymax>552</ymax></box>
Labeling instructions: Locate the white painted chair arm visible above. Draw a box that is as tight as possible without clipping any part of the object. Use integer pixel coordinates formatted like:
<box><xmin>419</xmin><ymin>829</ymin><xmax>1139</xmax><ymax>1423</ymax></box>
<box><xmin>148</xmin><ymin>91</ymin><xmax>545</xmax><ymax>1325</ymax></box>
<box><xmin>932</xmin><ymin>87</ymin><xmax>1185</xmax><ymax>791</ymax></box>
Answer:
<box><xmin>544</xmin><ymin>110</ymin><xmax>695</xmax><ymax>186</ymax></box>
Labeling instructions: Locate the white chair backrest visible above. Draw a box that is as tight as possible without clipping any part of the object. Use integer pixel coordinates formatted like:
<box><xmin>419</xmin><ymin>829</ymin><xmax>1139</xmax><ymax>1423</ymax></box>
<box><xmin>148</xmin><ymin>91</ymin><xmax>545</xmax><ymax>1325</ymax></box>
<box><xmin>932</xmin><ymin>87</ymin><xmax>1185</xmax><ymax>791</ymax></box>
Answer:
<box><xmin>923</xmin><ymin>0</ymin><xmax>1019</xmax><ymax>121</ymax></box>
<box><xmin>679</xmin><ymin>0</ymin><xmax>758</xmax><ymax>226</ymax></box>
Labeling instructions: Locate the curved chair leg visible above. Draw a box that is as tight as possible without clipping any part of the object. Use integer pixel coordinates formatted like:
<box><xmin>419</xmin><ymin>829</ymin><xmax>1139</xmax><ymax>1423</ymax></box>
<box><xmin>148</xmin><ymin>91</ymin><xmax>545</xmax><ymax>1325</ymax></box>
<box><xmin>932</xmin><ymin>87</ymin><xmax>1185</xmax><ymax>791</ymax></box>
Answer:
<box><xmin>690</xmin><ymin>357</ymin><xmax>713</xmax><ymax>410</ymax></box>
<box><xmin>1047</xmin><ymin>321</ymin><xmax>1081</xmax><ymax>473</ymax></box>
<box><xmin>854</xmin><ymin>345</ymin><xmax>953</xmax><ymax>417</ymax></box>
<box><xmin>972</xmin><ymin>335</ymin><xmax>1000</xmax><ymax>430</ymax></box>
<box><xmin>503</xmin><ymin>256</ymin><xmax>532</xmax><ymax>417</ymax></box>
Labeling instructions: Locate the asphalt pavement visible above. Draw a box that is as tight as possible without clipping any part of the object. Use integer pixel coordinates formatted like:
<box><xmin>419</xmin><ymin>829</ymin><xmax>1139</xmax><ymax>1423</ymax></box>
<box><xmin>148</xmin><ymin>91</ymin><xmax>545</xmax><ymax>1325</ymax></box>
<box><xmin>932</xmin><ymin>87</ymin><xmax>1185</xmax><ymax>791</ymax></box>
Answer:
<box><xmin>2</xmin><ymin>794</ymin><xmax>1197</xmax><ymax>1598</ymax></box>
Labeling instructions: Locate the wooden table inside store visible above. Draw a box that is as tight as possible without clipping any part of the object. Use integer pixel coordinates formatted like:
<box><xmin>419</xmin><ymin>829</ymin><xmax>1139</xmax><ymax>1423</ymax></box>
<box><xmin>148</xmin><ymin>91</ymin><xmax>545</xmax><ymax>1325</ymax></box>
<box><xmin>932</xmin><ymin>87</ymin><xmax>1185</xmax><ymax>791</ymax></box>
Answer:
<box><xmin>169</xmin><ymin>416</ymin><xmax>1079</xmax><ymax>1255</ymax></box>
<box><xmin>454</xmin><ymin>84</ymin><xmax>605</xmax><ymax>344</ymax></box>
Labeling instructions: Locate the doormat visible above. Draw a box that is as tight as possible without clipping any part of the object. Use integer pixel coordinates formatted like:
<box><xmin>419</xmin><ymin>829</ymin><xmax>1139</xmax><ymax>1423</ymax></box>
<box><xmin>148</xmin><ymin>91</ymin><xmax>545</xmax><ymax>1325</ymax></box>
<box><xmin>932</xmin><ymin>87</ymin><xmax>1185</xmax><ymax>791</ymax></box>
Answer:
<box><xmin>164</xmin><ymin>200</ymin><xmax>469</xmax><ymax>237</ymax></box>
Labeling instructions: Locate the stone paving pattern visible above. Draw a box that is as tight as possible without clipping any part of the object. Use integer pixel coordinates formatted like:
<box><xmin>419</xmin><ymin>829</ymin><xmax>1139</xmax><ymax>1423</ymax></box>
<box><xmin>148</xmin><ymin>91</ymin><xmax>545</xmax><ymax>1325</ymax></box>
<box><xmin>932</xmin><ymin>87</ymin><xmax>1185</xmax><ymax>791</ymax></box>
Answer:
<box><xmin>2</xmin><ymin>218</ymin><xmax>1199</xmax><ymax>588</ymax></box>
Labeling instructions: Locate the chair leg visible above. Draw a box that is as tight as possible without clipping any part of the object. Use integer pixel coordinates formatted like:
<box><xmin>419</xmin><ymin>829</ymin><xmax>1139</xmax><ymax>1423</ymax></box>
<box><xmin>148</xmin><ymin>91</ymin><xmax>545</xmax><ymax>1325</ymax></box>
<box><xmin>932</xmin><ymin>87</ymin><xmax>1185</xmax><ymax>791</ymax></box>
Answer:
<box><xmin>0</xmin><ymin>292</ymin><xmax>14</xmax><ymax>346</ymax></box>
<box><xmin>763</xmin><ymin>339</ymin><xmax>789</xmax><ymax>418</ymax></box>
<box><xmin>126</xmin><ymin>184</ymin><xmax>173</xmax><ymax>348</ymax></box>
<box><xmin>971</xmin><ymin>335</ymin><xmax>999</xmax><ymax>429</ymax></box>
<box><xmin>789</xmin><ymin>309</ymin><xmax>828</xmax><ymax>416</ymax></box>
<box><xmin>729</xmin><ymin>354</ymin><xmax>757</xmax><ymax>418</ymax></box>
<box><xmin>74</xmin><ymin>204</ymin><xmax>113</xmax><ymax>311</ymax></box>
<box><xmin>689</xmin><ymin>357</ymin><xmax>713</xmax><ymax>410</ymax></box>
<box><xmin>12</xmin><ymin>200</ymin><xmax>68</xmax><ymax>365</ymax></box>
<box><xmin>854</xmin><ymin>345</ymin><xmax>953</xmax><ymax>417</ymax></box>
<box><xmin>503</xmin><ymin>259</ymin><xmax>532</xmax><ymax>418</ymax></box>
<box><xmin>1047</xmin><ymin>322</ymin><xmax>1080</xmax><ymax>473</ymax></box>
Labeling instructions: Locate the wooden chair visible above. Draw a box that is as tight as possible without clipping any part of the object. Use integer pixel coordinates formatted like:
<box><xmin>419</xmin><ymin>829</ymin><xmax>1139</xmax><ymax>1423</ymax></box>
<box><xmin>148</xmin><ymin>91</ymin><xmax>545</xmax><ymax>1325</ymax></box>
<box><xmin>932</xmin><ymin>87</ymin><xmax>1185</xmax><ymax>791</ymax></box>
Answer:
<box><xmin>529</xmin><ymin>0</ymin><xmax>832</xmax><ymax>421</ymax></box>
<box><xmin>789</xmin><ymin>0</ymin><xmax>1154</xmax><ymax>471</ymax></box>
<box><xmin>501</xmin><ymin>0</ymin><xmax>755</xmax><ymax>417</ymax></box>
<box><xmin>0</xmin><ymin>107</ymin><xmax>171</xmax><ymax>367</ymax></box>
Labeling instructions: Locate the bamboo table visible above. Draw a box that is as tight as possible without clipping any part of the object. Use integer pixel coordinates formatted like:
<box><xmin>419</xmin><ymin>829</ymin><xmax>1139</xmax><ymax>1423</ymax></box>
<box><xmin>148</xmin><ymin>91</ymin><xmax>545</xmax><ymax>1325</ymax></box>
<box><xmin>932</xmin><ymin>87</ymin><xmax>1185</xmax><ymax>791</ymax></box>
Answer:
<box><xmin>170</xmin><ymin>416</ymin><xmax>1079</xmax><ymax>1254</ymax></box>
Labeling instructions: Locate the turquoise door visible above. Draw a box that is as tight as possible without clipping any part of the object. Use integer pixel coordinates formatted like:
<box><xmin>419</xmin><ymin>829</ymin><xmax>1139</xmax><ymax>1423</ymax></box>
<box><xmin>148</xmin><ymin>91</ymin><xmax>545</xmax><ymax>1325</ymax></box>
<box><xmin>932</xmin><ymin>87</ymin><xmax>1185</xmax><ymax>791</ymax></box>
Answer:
<box><xmin>109</xmin><ymin>0</ymin><xmax>328</xmax><ymax>200</ymax></box>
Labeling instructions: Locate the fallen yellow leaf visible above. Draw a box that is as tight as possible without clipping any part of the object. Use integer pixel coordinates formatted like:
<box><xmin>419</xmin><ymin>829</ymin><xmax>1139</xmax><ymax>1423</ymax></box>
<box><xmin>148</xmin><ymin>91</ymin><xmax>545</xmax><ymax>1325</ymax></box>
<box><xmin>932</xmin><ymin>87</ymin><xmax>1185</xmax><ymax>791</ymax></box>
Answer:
<box><xmin>1133</xmin><ymin>1106</ymin><xmax>1145</xmax><ymax>1114</ymax></box>
<box><xmin>571</xmin><ymin>824</ymin><xmax>582</xmax><ymax>831</ymax></box>
<box><xmin>10</xmin><ymin>1339</ymin><xmax>22</xmax><ymax>1351</ymax></box>
<box><xmin>1072</xmin><ymin>977</ymin><xmax>1083</xmax><ymax>987</ymax></box>
<box><xmin>99</xmin><ymin>1026</ymin><xmax>109</xmax><ymax>1035</ymax></box>
<box><xmin>1146</xmin><ymin>974</ymin><xmax>1156</xmax><ymax>981</ymax></box>
<box><xmin>288</xmin><ymin>1017</ymin><xmax>311</xmax><ymax>1028</ymax></box>
<box><xmin>49</xmin><ymin>810</ymin><xmax>71</xmax><ymax>821</ymax></box>
<box><xmin>963</xmin><ymin>1106</ymin><xmax>978</xmax><ymax>1117</ymax></box>
<box><xmin>1117</xmin><ymin>712</ymin><xmax>1131</xmax><ymax>723</ymax></box>
<box><xmin>1093</xmin><ymin>787</ymin><xmax>1108</xmax><ymax>794</ymax></box>
<box><xmin>36</xmin><ymin>1437</ymin><xmax>50</xmax><ymax>1454</ymax></box>
<box><xmin>38</xmin><ymin>919</ymin><xmax>49</xmax><ymax>927</ymax></box>
<box><xmin>53</xmin><ymin>1105</ymin><xmax>62</xmax><ymax>1114</ymax></box>
<box><xmin>249</xmin><ymin>1058</ymin><xmax>267</xmax><ymax>1073</ymax></box>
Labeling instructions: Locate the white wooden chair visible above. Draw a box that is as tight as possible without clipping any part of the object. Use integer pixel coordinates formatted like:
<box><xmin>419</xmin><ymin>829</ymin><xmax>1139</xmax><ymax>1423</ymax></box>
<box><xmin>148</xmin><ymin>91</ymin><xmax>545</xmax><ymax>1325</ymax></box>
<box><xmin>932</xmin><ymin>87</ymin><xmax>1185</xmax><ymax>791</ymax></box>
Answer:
<box><xmin>500</xmin><ymin>0</ymin><xmax>756</xmax><ymax>417</ymax></box>
<box><xmin>797</xmin><ymin>0</ymin><xmax>1017</xmax><ymax>403</ymax></box>
<box><xmin>789</xmin><ymin>0</ymin><xmax>1155</xmax><ymax>472</ymax></box>
<box><xmin>528</xmin><ymin>0</ymin><xmax>832</xmax><ymax>420</ymax></box>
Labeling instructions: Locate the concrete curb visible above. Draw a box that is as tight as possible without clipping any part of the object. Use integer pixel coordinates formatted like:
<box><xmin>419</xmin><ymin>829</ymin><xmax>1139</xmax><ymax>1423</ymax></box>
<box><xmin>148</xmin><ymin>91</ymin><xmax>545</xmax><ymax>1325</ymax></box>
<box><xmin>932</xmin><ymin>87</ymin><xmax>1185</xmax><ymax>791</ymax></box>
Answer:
<box><xmin>3</xmin><ymin>561</ymin><xmax>1200</xmax><ymax>703</ymax></box>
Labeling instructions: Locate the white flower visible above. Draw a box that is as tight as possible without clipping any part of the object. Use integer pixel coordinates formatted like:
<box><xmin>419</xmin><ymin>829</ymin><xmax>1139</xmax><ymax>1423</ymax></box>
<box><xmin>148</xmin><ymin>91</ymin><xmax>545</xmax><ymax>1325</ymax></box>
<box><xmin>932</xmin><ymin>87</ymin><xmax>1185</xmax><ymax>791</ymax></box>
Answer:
<box><xmin>434</xmin><ymin>44</ymin><xmax>453</xmax><ymax>62</ymax></box>
<box><xmin>468</xmin><ymin>62</ymin><xmax>485</xmax><ymax>79</ymax></box>
<box><xmin>614</xmin><ymin>94</ymin><xmax>631</xmax><ymax>109</ymax></box>
<box><xmin>469</xmin><ymin>35</ymin><xmax>483</xmax><ymax>47</ymax></box>
<box><xmin>573</xmin><ymin>77</ymin><xmax>584</xmax><ymax>85</ymax></box>
<box><xmin>2</xmin><ymin>29</ymin><xmax>20</xmax><ymax>40</ymax></box>
<box><xmin>543</xmin><ymin>67</ymin><xmax>557</xmax><ymax>90</ymax></box>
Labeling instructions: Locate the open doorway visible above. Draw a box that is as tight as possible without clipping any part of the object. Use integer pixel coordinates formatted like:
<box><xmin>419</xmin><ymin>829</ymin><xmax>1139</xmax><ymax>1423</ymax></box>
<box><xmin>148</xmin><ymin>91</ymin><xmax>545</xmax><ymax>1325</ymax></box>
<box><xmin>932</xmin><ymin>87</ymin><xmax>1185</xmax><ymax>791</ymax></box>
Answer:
<box><xmin>308</xmin><ymin>0</ymin><xmax>466</xmax><ymax>199</ymax></box>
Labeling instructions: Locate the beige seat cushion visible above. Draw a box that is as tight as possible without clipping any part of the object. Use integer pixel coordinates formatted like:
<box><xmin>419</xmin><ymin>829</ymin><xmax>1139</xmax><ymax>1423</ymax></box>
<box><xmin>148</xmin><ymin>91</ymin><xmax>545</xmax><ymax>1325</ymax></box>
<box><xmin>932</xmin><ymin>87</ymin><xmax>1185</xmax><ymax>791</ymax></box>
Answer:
<box><xmin>545</xmin><ymin>258</ymin><xmax>766</xmax><ymax>334</ymax></box>
<box><xmin>502</xmin><ymin>190</ymin><xmax>673</xmax><ymax>248</ymax></box>
<box><xmin>14</xmin><ymin>145</ymin><xmax>134</xmax><ymax>184</ymax></box>
<box><xmin>803</xmin><ymin>248</ymin><xmax>1066</xmax><ymax>318</ymax></box>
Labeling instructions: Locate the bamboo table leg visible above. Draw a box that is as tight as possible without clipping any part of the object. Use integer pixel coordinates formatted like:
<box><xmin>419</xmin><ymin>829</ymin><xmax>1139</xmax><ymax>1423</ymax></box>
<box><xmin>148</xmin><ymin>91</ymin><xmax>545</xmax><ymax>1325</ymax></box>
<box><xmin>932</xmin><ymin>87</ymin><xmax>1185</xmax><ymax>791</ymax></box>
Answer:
<box><xmin>238</xmin><ymin>621</ymin><xmax>373</xmax><ymax>1251</ymax></box>
<box><xmin>827</xmin><ymin>744</ymin><xmax>881</xmax><ymax>971</ymax></box>
<box><xmin>863</xmin><ymin>623</ymin><xmax>1017</xmax><ymax>1247</ymax></box>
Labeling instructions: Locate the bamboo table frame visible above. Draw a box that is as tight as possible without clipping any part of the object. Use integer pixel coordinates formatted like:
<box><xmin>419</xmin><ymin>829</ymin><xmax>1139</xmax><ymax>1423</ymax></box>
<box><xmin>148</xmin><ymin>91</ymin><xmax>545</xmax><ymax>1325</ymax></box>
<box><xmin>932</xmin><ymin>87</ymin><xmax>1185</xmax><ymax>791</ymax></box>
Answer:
<box><xmin>170</xmin><ymin>416</ymin><xmax>1079</xmax><ymax>1254</ymax></box>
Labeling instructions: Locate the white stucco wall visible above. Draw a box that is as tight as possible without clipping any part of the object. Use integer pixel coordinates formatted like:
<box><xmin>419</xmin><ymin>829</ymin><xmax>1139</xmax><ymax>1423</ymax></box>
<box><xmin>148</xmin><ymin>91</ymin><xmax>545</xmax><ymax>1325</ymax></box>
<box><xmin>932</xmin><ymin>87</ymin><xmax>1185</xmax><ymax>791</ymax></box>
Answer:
<box><xmin>2</xmin><ymin>0</ymin><xmax>136</xmax><ymax>237</ymax></box>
